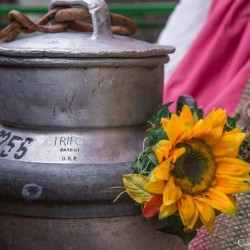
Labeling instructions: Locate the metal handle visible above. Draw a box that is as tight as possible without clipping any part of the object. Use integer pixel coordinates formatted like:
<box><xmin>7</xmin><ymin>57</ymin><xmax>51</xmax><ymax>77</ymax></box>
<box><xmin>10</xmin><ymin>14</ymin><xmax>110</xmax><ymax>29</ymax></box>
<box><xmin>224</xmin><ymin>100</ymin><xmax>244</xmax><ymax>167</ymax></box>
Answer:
<box><xmin>177</xmin><ymin>95</ymin><xmax>197</xmax><ymax>113</ymax></box>
<box><xmin>50</xmin><ymin>0</ymin><xmax>113</xmax><ymax>39</ymax></box>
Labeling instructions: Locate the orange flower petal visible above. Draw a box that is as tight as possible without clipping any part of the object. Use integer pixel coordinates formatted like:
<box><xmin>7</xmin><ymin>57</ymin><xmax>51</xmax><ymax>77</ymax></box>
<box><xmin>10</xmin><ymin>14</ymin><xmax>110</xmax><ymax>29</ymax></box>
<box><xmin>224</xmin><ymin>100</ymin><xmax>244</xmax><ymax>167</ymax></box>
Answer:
<box><xmin>159</xmin><ymin>203</ymin><xmax>177</xmax><ymax>220</ymax></box>
<box><xmin>194</xmin><ymin>199</ymin><xmax>215</xmax><ymax>232</ymax></box>
<box><xmin>180</xmin><ymin>105</ymin><xmax>194</xmax><ymax>126</ymax></box>
<box><xmin>177</xmin><ymin>194</ymin><xmax>195</xmax><ymax>226</ymax></box>
<box><xmin>161</xmin><ymin>115</ymin><xmax>184</xmax><ymax>146</ymax></box>
<box><xmin>192</xmin><ymin>118</ymin><xmax>212</xmax><ymax>138</ymax></box>
<box><xmin>169</xmin><ymin>147</ymin><xmax>185</xmax><ymax>163</ymax></box>
<box><xmin>215</xmin><ymin>174</ymin><xmax>250</xmax><ymax>194</ymax></box>
<box><xmin>152</xmin><ymin>158</ymin><xmax>172</xmax><ymax>181</ymax></box>
<box><xmin>185</xmin><ymin>206</ymin><xmax>199</xmax><ymax>230</ymax></box>
<box><xmin>179</xmin><ymin>123</ymin><xmax>194</xmax><ymax>143</ymax></box>
<box><xmin>204</xmin><ymin>188</ymin><xmax>237</xmax><ymax>216</ymax></box>
<box><xmin>154</xmin><ymin>140</ymin><xmax>172</xmax><ymax>164</ymax></box>
<box><xmin>163</xmin><ymin>177</ymin><xmax>182</xmax><ymax>206</ymax></box>
<box><xmin>194</xmin><ymin>199</ymin><xmax>213</xmax><ymax>222</ymax></box>
<box><xmin>145</xmin><ymin>180</ymin><xmax>165</xmax><ymax>194</ymax></box>
<box><xmin>216</xmin><ymin>157</ymin><xmax>250</xmax><ymax>178</ymax></box>
<box><xmin>200</xmin><ymin>127</ymin><xmax>223</xmax><ymax>146</ymax></box>
<box><xmin>207</xmin><ymin>108</ymin><xmax>227</xmax><ymax>128</ymax></box>
<box><xmin>211</xmin><ymin>129</ymin><xmax>246</xmax><ymax>158</ymax></box>
<box><xmin>142</xmin><ymin>194</ymin><xmax>163</xmax><ymax>218</ymax></box>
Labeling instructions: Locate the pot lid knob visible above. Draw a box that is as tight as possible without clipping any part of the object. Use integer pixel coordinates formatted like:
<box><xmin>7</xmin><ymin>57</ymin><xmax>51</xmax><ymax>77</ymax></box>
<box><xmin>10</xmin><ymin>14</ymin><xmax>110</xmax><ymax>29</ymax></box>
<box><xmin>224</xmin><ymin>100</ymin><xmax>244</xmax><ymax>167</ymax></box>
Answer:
<box><xmin>50</xmin><ymin>0</ymin><xmax>113</xmax><ymax>39</ymax></box>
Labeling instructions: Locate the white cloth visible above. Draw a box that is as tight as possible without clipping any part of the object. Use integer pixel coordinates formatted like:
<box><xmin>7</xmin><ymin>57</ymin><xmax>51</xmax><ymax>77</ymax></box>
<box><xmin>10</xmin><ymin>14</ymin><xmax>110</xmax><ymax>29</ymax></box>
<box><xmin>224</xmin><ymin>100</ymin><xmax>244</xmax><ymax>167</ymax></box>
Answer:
<box><xmin>158</xmin><ymin>0</ymin><xmax>212</xmax><ymax>83</ymax></box>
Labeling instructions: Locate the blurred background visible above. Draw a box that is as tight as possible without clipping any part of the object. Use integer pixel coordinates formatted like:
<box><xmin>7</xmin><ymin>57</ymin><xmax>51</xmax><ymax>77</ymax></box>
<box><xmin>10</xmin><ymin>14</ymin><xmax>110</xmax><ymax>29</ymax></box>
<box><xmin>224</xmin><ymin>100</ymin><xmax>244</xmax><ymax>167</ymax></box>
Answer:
<box><xmin>0</xmin><ymin>0</ymin><xmax>178</xmax><ymax>42</ymax></box>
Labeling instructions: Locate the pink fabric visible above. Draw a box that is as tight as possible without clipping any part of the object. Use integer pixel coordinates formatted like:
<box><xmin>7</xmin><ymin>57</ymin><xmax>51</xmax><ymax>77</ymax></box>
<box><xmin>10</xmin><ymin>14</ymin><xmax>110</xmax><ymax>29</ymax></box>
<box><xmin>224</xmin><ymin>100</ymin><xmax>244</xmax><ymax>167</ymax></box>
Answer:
<box><xmin>163</xmin><ymin>0</ymin><xmax>250</xmax><ymax>116</ymax></box>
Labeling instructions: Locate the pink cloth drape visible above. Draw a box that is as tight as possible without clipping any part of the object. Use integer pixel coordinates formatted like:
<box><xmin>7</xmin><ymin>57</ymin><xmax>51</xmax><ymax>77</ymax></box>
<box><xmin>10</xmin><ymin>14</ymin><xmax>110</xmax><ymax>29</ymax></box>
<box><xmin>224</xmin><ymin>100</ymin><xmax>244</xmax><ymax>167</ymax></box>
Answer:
<box><xmin>163</xmin><ymin>0</ymin><xmax>250</xmax><ymax>116</ymax></box>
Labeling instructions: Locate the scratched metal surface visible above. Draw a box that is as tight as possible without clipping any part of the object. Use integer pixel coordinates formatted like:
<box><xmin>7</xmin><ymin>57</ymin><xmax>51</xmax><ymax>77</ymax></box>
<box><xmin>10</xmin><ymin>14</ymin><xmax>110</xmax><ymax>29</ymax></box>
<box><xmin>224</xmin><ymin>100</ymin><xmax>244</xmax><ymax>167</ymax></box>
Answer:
<box><xmin>0</xmin><ymin>64</ymin><xmax>165</xmax><ymax>128</ymax></box>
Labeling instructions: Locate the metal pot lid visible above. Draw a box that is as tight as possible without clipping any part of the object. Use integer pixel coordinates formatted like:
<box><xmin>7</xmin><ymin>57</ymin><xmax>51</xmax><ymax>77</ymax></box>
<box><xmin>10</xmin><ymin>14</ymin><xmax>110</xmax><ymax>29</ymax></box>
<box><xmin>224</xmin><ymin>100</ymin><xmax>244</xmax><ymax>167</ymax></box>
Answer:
<box><xmin>0</xmin><ymin>32</ymin><xmax>174</xmax><ymax>58</ymax></box>
<box><xmin>0</xmin><ymin>0</ymin><xmax>175</xmax><ymax>58</ymax></box>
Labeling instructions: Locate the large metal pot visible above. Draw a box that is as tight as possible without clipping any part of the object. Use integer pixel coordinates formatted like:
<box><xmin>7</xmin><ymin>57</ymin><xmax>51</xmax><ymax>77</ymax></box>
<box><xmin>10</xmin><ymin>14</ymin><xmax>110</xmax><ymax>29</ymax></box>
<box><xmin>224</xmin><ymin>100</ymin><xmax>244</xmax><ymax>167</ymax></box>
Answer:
<box><xmin>0</xmin><ymin>1</ymin><xmax>186</xmax><ymax>249</ymax></box>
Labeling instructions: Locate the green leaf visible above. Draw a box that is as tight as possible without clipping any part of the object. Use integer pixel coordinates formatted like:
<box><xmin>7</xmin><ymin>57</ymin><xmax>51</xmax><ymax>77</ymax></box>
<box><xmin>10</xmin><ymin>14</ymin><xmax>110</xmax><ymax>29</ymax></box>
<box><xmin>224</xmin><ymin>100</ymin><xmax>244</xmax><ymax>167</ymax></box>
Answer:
<box><xmin>147</xmin><ymin>152</ymin><xmax>158</xmax><ymax>166</ymax></box>
<box><xmin>158</xmin><ymin>215</ymin><xmax>197</xmax><ymax>245</ymax></box>
<box><xmin>225</xmin><ymin>116</ymin><xmax>237</xmax><ymax>132</ymax></box>
<box><xmin>132</xmin><ymin>159</ymin><xmax>143</xmax><ymax>174</ymax></box>
<box><xmin>132</xmin><ymin>150</ymin><xmax>159</xmax><ymax>175</ymax></box>
<box><xmin>148</xmin><ymin>126</ymin><xmax>168</xmax><ymax>146</ymax></box>
<box><xmin>147</xmin><ymin>102</ymin><xmax>174</xmax><ymax>128</ymax></box>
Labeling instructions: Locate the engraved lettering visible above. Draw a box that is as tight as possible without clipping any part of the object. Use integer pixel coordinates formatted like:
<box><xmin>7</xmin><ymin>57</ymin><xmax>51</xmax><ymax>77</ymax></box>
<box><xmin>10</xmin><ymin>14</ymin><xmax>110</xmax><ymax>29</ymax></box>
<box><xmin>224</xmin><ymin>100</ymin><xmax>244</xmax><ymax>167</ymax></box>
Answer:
<box><xmin>54</xmin><ymin>137</ymin><xmax>58</xmax><ymax>146</ymax></box>
<box><xmin>61</xmin><ymin>156</ymin><xmax>78</xmax><ymax>161</ymax></box>
<box><xmin>75</xmin><ymin>137</ymin><xmax>84</xmax><ymax>145</ymax></box>
<box><xmin>54</xmin><ymin>136</ymin><xmax>84</xmax><ymax>146</ymax></box>
<box><xmin>60</xmin><ymin>137</ymin><xmax>67</xmax><ymax>146</ymax></box>
<box><xmin>67</xmin><ymin>137</ymin><xmax>74</xmax><ymax>145</ymax></box>
<box><xmin>60</xmin><ymin>148</ymin><xmax>80</xmax><ymax>152</ymax></box>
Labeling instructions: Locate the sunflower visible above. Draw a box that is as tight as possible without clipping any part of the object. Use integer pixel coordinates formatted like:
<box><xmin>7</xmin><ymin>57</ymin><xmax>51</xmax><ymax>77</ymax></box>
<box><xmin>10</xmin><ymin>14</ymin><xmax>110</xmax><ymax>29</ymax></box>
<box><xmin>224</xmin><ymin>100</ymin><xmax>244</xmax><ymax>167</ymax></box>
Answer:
<box><xmin>123</xmin><ymin>105</ymin><xmax>250</xmax><ymax>233</ymax></box>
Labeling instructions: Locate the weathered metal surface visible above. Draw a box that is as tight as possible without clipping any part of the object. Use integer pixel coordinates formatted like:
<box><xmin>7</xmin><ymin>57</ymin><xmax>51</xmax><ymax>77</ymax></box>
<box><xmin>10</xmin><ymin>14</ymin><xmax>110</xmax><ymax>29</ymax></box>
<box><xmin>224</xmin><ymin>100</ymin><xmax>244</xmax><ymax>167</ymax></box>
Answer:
<box><xmin>0</xmin><ymin>124</ymin><xmax>142</xmax><ymax>218</ymax></box>
<box><xmin>0</xmin><ymin>214</ymin><xmax>187</xmax><ymax>250</ymax></box>
<box><xmin>0</xmin><ymin>62</ymin><xmax>165</xmax><ymax>128</ymax></box>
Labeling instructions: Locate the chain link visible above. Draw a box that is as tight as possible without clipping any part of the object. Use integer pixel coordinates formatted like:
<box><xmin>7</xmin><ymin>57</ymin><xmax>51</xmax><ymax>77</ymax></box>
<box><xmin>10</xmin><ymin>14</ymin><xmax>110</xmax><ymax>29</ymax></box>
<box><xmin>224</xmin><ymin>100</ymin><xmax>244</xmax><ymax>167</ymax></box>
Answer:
<box><xmin>0</xmin><ymin>7</ymin><xmax>137</xmax><ymax>42</ymax></box>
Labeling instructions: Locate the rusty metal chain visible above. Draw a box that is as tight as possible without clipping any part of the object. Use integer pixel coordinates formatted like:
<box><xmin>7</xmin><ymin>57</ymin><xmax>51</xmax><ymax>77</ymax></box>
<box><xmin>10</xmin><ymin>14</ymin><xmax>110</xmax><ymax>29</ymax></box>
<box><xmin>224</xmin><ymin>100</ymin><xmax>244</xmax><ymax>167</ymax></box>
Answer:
<box><xmin>0</xmin><ymin>7</ymin><xmax>137</xmax><ymax>42</ymax></box>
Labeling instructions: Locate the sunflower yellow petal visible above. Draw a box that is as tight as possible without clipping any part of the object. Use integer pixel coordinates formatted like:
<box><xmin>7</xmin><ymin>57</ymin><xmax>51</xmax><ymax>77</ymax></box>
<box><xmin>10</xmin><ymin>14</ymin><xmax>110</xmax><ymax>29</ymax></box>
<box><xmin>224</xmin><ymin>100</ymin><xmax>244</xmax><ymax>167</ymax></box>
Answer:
<box><xmin>200</xmin><ymin>127</ymin><xmax>223</xmax><ymax>146</ymax></box>
<box><xmin>169</xmin><ymin>147</ymin><xmax>185</xmax><ymax>163</ymax></box>
<box><xmin>180</xmin><ymin>105</ymin><xmax>194</xmax><ymax>126</ymax></box>
<box><xmin>216</xmin><ymin>157</ymin><xmax>250</xmax><ymax>178</ymax></box>
<box><xmin>185</xmin><ymin>207</ymin><xmax>199</xmax><ymax>230</ymax></box>
<box><xmin>179</xmin><ymin>107</ymin><xmax>226</xmax><ymax>140</ymax></box>
<box><xmin>172</xmin><ymin>115</ymin><xmax>188</xmax><ymax>143</ymax></box>
<box><xmin>204</xmin><ymin>187</ymin><xmax>237</xmax><ymax>216</ymax></box>
<box><xmin>154</xmin><ymin>140</ymin><xmax>172</xmax><ymax>164</ymax></box>
<box><xmin>211</xmin><ymin>130</ymin><xmax>246</xmax><ymax>157</ymax></box>
<box><xmin>179</xmin><ymin>122</ymin><xmax>193</xmax><ymax>142</ymax></box>
<box><xmin>215</xmin><ymin>174</ymin><xmax>250</xmax><ymax>194</ymax></box>
<box><xmin>145</xmin><ymin>180</ymin><xmax>165</xmax><ymax>194</ymax></box>
<box><xmin>206</xmin><ymin>108</ymin><xmax>227</xmax><ymax>128</ymax></box>
<box><xmin>226</xmin><ymin>126</ymin><xmax>243</xmax><ymax>134</ymax></box>
<box><xmin>194</xmin><ymin>199</ymin><xmax>213</xmax><ymax>222</ymax></box>
<box><xmin>177</xmin><ymin>194</ymin><xmax>195</xmax><ymax>226</ymax></box>
<box><xmin>161</xmin><ymin>115</ymin><xmax>184</xmax><ymax>146</ymax></box>
<box><xmin>161</xmin><ymin>118</ymin><xmax>176</xmax><ymax>144</ymax></box>
<box><xmin>163</xmin><ymin>177</ymin><xmax>182</xmax><ymax>206</ymax></box>
<box><xmin>152</xmin><ymin>158</ymin><xmax>172</xmax><ymax>181</ymax></box>
<box><xmin>192</xmin><ymin>118</ymin><xmax>212</xmax><ymax>138</ymax></box>
<box><xmin>159</xmin><ymin>203</ymin><xmax>177</xmax><ymax>220</ymax></box>
<box><xmin>123</xmin><ymin>174</ymin><xmax>153</xmax><ymax>204</ymax></box>
<box><xmin>194</xmin><ymin>199</ymin><xmax>215</xmax><ymax>232</ymax></box>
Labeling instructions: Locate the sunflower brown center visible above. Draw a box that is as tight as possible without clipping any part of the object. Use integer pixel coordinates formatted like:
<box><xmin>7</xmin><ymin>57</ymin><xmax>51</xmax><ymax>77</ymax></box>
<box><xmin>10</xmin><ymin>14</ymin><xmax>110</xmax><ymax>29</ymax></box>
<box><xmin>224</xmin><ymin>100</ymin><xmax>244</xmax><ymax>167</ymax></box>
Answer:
<box><xmin>171</xmin><ymin>138</ymin><xmax>215</xmax><ymax>195</ymax></box>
